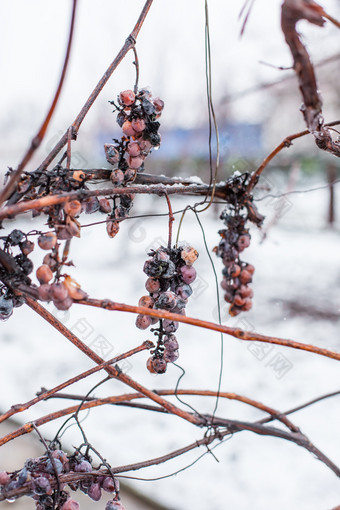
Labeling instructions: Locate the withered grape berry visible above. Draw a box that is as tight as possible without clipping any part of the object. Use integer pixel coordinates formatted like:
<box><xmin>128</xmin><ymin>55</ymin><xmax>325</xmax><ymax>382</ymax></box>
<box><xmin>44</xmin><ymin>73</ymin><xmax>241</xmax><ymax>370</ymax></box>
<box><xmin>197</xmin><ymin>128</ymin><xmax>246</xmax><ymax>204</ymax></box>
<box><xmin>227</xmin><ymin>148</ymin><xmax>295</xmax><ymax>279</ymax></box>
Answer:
<box><xmin>155</xmin><ymin>291</ymin><xmax>177</xmax><ymax>310</ymax></box>
<box><xmin>63</xmin><ymin>277</ymin><xmax>88</xmax><ymax>301</ymax></box>
<box><xmin>138</xmin><ymin>245</ymin><xmax>198</xmax><ymax>372</ymax></box>
<box><xmin>135</xmin><ymin>314</ymin><xmax>153</xmax><ymax>330</ymax></box>
<box><xmin>110</xmin><ymin>169</ymin><xmax>125</xmax><ymax>186</ymax></box>
<box><xmin>46</xmin><ymin>458</ymin><xmax>63</xmax><ymax>475</ymax></box>
<box><xmin>0</xmin><ymin>471</ymin><xmax>10</xmax><ymax>485</ymax></box>
<box><xmin>127</xmin><ymin>155</ymin><xmax>144</xmax><ymax>169</ymax></box>
<box><xmin>163</xmin><ymin>349</ymin><xmax>179</xmax><ymax>363</ymax></box>
<box><xmin>31</xmin><ymin>477</ymin><xmax>52</xmax><ymax>495</ymax></box>
<box><xmin>0</xmin><ymin>295</ymin><xmax>13</xmax><ymax>321</ymax></box>
<box><xmin>72</xmin><ymin>170</ymin><xmax>85</xmax><ymax>182</ymax></box>
<box><xmin>146</xmin><ymin>356</ymin><xmax>167</xmax><ymax>374</ymax></box>
<box><xmin>119</xmin><ymin>89</ymin><xmax>135</xmax><ymax>106</ymax></box>
<box><xmin>163</xmin><ymin>334</ymin><xmax>179</xmax><ymax>351</ymax></box>
<box><xmin>122</xmin><ymin>120</ymin><xmax>136</xmax><ymax>137</ymax></box>
<box><xmin>106</xmin><ymin>500</ymin><xmax>125</xmax><ymax>510</ymax></box>
<box><xmin>181</xmin><ymin>246</ymin><xmax>198</xmax><ymax>265</ymax></box>
<box><xmin>64</xmin><ymin>200</ymin><xmax>82</xmax><ymax>217</ymax></box>
<box><xmin>43</xmin><ymin>253</ymin><xmax>58</xmax><ymax>272</ymax></box>
<box><xmin>38</xmin><ymin>284</ymin><xmax>51</xmax><ymax>301</ymax></box>
<box><xmin>162</xmin><ymin>319</ymin><xmax>179</xmax><ymax>333</ymax></box>
<box><xmin>84</xmin><ymin>197</ymin><xmax>100</xmax><ymax>214</ymax></box>
<box><xmin>131</xmin><ymin>118</ymin><xmax>146</xmax><ymax>133</ymax></box>
<box><xmin>38</xmin><ymin>232</ymin><xmax>57</xmax><ymax>251</ymax></box>
<box><xmin>138</xmin><ymin>295</ymin><xmax>154</xmax><ymax>308</ymax></box>
<box><xmin>104</xmin><ymin>144</ymin><xmax>119</xmax><ymax>165</ymax></box>
<box><xmin>175</xmin><ymin>284</ymin><xmax>192</xmax><ymax>300</ymax></box>
<box><xmin>50</xmin><ymin>283</ymin><xmax>68</xmax><ymax>302</ymax></box>
<box><xmin>180</xmin><ymin>265</ymin><xmax>197</xmax><ymax>284</ymax></box>
<box><xmin>145</xmin><ymin>277</ymin><xmax>161</xmax><ymax>293</ymax></box>
<box><xmin>74</xmin><ymin>460</ymin><xmax>92</xmax><ymax>473</ymax></box>
<box><xmin>99</xmin><ymin>198</ymin><xmax>112</xmax><ymax>213</ymax></box>
<box><xmin>20</xmin><ymin>239</ymin><xmax>34</xmax><ymax>256</ymax></box>
<box><xmin>106</xmin><ymin>220</ymin><xmax>120</xmax><ymax>238</ymax></box>
<box><xmin>8</xmin><ymin>229</ymin><xmax>24</xmax><ymax>246</ymax></box>
<box><xmin>127</xmin><ymin>142</ymin><xmax>141</xmax><ymax>157</ymax></box>
<box><xmin>88</xmin><ymin>482</ymin><xmax>102</xmax><ymax>501</ymax></box>
<box><xmin>102</xmin><ymin>477</ymin><xmax>116</xmax><ymax>493</ymax></box>
<box><xmin>61</xmin><ymin>499</ymin><xmax>80</xmax><ymax>510</ymax></box>
<box><xmin>36</xmin><ymin>265</ymin><xmax>53</xmax><ymax>284</ymax></box>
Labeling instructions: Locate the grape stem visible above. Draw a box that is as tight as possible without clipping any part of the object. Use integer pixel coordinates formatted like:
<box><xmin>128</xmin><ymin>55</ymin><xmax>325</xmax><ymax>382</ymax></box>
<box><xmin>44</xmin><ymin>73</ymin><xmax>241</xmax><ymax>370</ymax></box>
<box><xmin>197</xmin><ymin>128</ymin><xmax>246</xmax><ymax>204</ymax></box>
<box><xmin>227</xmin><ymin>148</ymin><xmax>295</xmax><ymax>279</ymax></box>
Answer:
<box><xmin>164</xmin><ymin>193</ymin><xmax>174</xmax><ymax>248</ymax></box>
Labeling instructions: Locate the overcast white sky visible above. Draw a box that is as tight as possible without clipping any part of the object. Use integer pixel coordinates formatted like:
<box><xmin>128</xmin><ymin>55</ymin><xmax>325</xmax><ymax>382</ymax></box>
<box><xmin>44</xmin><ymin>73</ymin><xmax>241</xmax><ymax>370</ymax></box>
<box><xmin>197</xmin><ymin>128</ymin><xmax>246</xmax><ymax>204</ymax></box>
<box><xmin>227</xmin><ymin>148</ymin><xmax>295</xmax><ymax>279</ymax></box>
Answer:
<box><xmin>0</xmin><ymin>0</ymin><xmax>339</xmax><ymax>168</ymax></box>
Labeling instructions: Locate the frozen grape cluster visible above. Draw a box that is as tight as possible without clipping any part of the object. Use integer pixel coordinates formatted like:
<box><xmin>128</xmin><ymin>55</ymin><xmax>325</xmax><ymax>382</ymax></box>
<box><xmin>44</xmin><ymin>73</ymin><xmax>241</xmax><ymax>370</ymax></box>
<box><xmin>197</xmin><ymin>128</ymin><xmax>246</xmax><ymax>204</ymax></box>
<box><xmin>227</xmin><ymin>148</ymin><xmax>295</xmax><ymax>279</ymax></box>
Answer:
<box><xmin>104</xmin><ymin>88</ymin><xmax>164</xmax><ymax>238</ymax></box>
<box><xmin>214</xmin><ymin>209</ymin><xmax>254</xmax><ymax>316</ymax></box>
<box><xmin>136</xmin><ymin>245</ymin><xmax>198</xmax><ymax>374</ymax></box>
<box><xmin>35</xmin><ymin>231</ymin><xmax>88</xmax><ymax>311</ymax></box>
<box><xmin>0</xmin><ymin>451</ymin><xmax>122</xmax><ymax>510</ymax></box>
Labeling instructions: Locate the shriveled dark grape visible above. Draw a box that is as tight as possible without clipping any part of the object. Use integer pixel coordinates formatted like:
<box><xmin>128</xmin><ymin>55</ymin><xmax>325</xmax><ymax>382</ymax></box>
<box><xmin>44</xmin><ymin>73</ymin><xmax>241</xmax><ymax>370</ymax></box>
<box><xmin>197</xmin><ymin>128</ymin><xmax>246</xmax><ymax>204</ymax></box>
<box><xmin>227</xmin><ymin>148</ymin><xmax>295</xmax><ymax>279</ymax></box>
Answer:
<box><xmin>105</xmin><ymin>500</ymin><xmax>125</xmax><ymax>510</ymax></box>
<box><xmin>31</xmin><ymin>477</ymin><xmax>52</xmax><ymax>495</ymax></box>
<box><xmin>20</xmin><ymin>240</ymin><xmax>34</xmax><ymax>255</ymax></box>
<box><xmin>61</xmin><ymin>498</ymin><xmax>80</xmax><ymax>510</ymax></box>
<box><xmin>88</xmin><ymin>482</ymin><xmax>102</xmax><ymax>501</ymax></box>
<box><xmin>135</xmin><ymin>314</ymin><xmax>152</xmax><ymax>330</ymax></box>
<box><xmin>102</xmin><ymin>477</ymin><xmax>116</xmax><ymax>493</ymax></box>
<box><xmin>180</xmin><ymin>265</ymin><xmax>197</xmax><ymax>284</ymax></box>
<box><xmin>162</xmin><ymin>319</ymin><xmax>179</xmax><ymax>333</ymax></box>
<box><xmin>0</xmin><ymin>472</ymin><xmax>10</xmax><ymax>485</ymax></box>
<box><xmin>0</xmin><ymin>295</ymin><xmax>13</xmax><ymax>320</ymax></box>
<box><xmin>163</xmin><ymin>349</ymin><xmax>179</xmax><ymax>363</ymax></box>
<box><xmin>74</xmin><ymin>460</ymin><xmax>92</xmax><ymax>473</ymax></box>
<box><xmin>8</xmin><ymin>229</ymin><xmax>24</xmax><ymax>245</ymax></box>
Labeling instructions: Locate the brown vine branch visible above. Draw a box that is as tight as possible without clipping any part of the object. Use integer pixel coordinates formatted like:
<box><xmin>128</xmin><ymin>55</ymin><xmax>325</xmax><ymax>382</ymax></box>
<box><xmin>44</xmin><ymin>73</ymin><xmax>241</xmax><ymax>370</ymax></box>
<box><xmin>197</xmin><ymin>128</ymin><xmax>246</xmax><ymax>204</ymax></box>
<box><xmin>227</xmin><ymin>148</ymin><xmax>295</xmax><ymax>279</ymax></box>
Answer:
<box><xmin>46</xmin><ymin>389</ymin><xmax>299</xmax><ymax>432</ymax></box>
<box><xmin>24</xmin><ymin>295</ymin><xmax>203</xmax><ymax>426</ymax></box>
<box><xmin>0</xmin><ymin>184</ymin><xmax>218</xmax><ymax>222</ymax></box>
<box><xmin>0</xmin><ymin>390</ymin><xmax>292</xmax><ymax>447</ymax></box>
<box><xmin>247</xmin><ymin>120</ymin><xmax>340</xmax><ymax>191</ymax></box>
<box><xmin>281</xmin><ymin>0</ymin><xmax>340</xmax><ymax>157</ymax></box>
<box><xmin>76</xmin><ymin>298</ymin><xmax>340</xmax><ymax>362</ymax></box>
<box><xmin>0</xmin><ymin>0</ymin><xmax>78</xmax><ymax>207</ymax></box>
<box><xmin>36</xmin><ymin>0</ymin><xmax>154</xmax><ymax>174</ymax></box>
<box><xmin>1</xmin><ymin>408</ymin><xmax>339</xmax><ymax>503</ymax></box>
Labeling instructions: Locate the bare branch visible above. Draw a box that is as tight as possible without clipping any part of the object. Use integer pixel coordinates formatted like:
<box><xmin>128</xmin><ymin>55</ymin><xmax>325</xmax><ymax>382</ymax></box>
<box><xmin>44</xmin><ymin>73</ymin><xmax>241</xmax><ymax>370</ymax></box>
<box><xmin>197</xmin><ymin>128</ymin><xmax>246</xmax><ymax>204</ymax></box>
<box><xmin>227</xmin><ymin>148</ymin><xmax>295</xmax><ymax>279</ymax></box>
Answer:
<box><xmin>0</xmin><ymin>0</ymin><xmax>78</xmax><ymax>206</ymax></box>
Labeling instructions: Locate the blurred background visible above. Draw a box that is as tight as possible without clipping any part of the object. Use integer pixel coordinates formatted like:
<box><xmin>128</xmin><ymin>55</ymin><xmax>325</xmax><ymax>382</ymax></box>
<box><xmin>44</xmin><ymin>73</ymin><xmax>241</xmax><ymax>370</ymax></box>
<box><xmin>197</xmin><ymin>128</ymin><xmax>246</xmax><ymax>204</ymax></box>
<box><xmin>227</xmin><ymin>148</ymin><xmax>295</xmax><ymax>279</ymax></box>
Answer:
<box><xmin>0</xmin><ymin>1</ymin><xmax>340</xmax><ymax>509</ymax></box>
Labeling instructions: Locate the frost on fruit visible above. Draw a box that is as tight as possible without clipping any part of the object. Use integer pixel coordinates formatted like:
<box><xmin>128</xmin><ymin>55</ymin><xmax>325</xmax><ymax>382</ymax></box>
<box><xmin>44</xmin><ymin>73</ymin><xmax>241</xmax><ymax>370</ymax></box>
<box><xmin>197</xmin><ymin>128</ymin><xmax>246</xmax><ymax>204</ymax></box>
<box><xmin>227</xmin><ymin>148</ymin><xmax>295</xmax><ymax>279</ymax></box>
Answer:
<box><xmin>214</xmin><ymin>173</ymin><xmax>258</xmax><ymax>316</ymax></box>
<box><xmin>138</xmin><ymin>245</ymin><xmax>198</xmax><ymax>372</ymax></box>
<box><xmin>103</xmin><ymin>88</ymin><xmax>164</xmax><ymax>239</ymax></box>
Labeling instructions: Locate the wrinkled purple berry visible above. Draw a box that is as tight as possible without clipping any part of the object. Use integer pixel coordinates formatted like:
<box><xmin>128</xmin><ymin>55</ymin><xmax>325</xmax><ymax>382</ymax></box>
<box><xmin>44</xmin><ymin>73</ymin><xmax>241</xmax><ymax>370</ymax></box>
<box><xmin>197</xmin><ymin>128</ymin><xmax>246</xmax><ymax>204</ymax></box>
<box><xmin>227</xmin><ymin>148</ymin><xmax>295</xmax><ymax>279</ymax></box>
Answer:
<box><xmin>162</xmin><ymin>320</ymin><xmax>179</xmax><ymax>333</ymax></box>
<box><xmin>163</xmin><ymin>349</ymin><xmax>179</xmax><ymax>363</ymax></box>
<box><xmin>0</xmin><ymin>472</ymin><xmax>10</xmax><ymax>486</ymax></box>
<box><xmin>74</xmin><ymin>460</ymin><xmax>92</xmax><ymax>473</ymax></box>
<box><xmin>180</xmin><ymin>265</ymin><xmax>197</xmax><ymax>284</ymax></box>
<box><xmin>88</xmin><ymin>482</ymin><xmax>102</xmax><ymax>501</ymax></box>
<box><xmin>175</xmin><ymin>284</ymin><xmax>193</xmax><ymax>300</ymax></box>
<box><xmin>102</xmin><ymin>476</ymin><xmax>116</xmax><ymax>493</ymax></box>
<box><xmin>31</xmin><ymin>477</ymin><xmax>52</xmax><ymax>495</ymax></box>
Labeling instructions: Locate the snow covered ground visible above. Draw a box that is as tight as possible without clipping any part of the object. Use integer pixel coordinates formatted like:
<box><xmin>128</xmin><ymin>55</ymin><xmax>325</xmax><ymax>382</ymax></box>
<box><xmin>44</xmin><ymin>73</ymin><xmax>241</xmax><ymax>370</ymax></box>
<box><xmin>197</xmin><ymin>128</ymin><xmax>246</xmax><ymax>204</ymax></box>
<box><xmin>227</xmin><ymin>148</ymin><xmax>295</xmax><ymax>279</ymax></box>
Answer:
<box><xmin>0</xmin><ymin>174</ymin><xmax>339</xmax><ymax>510</ymax></box>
